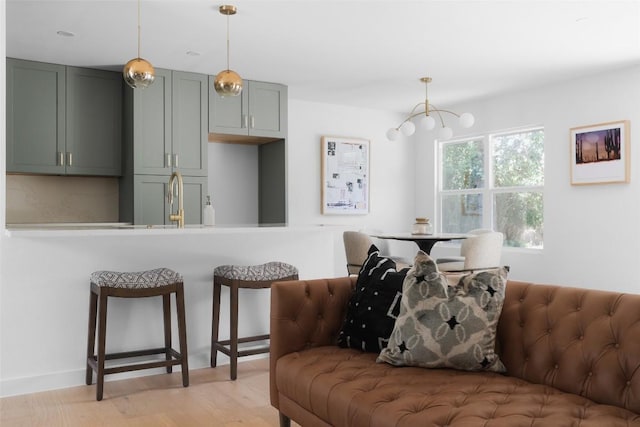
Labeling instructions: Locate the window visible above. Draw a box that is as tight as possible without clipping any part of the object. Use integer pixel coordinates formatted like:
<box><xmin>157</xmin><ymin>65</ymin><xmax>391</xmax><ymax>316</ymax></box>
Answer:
<box><xmin>437</xmin><ymin>127</ymin><xmax>544</xmax><ymax>248</ymax></box>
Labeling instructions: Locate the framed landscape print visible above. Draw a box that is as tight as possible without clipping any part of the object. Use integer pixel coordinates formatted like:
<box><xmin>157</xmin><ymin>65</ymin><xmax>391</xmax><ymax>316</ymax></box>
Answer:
<box><xmin>321</xmin><ymin>136</ymin><xmax>370</xmax><ymax>214</ymax></box>
<box><xmin>570</xmin><ymin>120</ymin><xmax>630</xmax><ymax>185</ymax></box>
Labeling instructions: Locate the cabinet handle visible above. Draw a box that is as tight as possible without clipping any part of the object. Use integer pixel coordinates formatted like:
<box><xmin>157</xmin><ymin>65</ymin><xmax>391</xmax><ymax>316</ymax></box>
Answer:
<box><xmin>166</xmin><ymin>153</ymin><xmax>172</xmax><ymax>167</ymax></box>
<box><xmin>250</xmin><ymin>115</ymin><xmax>255</xmax><ymax>128</ymax></box>
<box><xmin>174</xmin><ymin>154</ymin><xmax>179</xmax><ymax>168</ymax></box>
<box><xmin>243</xmin><ymin>115</ymin><xmax>248</xmax><ymax>129</ymax></box>
<box><xmin>58</xmin><ymin>151</ymin><xmax>64</xmax><ymax>166</ymax></box>
<box><xmin>67</xmin><ymin>152</ymin><xmax>73</xmax><ymax>166</ymax></box>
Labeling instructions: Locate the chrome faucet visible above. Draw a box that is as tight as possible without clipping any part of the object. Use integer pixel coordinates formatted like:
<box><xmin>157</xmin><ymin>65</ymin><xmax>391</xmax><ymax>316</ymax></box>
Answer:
<box><xmin>168</xmin><ymin>171</ymin><xmax>185</xmax><ymax>228</ymax></box>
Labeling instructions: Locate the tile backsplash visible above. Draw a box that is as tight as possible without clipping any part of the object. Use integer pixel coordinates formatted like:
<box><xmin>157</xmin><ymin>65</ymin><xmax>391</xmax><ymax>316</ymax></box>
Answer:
<box><xmin>6</xmin><ymin>175</ymin><xmax>119</xmax><ymax>224</ymax></box>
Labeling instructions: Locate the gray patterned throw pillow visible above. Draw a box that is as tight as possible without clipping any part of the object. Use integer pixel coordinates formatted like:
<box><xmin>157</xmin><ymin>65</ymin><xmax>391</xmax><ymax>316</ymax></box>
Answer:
<box><xmin>377</xmin><ymin>251</ymin><xmax>507</xmax><ymax>373</ymax></box>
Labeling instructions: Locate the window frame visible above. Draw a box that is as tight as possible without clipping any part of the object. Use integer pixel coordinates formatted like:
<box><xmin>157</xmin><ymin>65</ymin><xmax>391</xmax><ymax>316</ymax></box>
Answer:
<box><xmin>436</xmin><ymin>126</ymin><xmax>544</xmax><ymax>250</ymax></box>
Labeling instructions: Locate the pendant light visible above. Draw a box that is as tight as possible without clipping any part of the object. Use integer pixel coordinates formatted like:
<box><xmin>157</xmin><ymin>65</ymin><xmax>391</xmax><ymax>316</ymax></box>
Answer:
<box><xmin>214</xmin><ymin>5</ymin><xmax>243</xmax><ymax>97</ymax></box>
<box><xmin>123</xmin><ymin>0</ymin><xmax>155</xmax><ymax>89</ymax></box>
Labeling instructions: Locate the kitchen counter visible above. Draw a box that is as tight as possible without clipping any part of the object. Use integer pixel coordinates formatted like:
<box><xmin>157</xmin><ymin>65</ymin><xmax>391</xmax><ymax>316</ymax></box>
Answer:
<box><xmin>4</xmin><ymin>222</ymin><xmax>291</xmax><ymax>237</ymax></box>
<box><xmin>0</xmin><ymin>222</ymin><xmax>346</xmax><ymax>397</ymax></box>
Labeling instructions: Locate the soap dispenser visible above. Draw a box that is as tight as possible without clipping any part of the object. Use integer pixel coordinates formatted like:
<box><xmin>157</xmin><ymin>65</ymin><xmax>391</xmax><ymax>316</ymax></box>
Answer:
<box><xmin>203</xmin><ymin>195</ymin><xmax>215</xmax><ymax>226</ymax></box>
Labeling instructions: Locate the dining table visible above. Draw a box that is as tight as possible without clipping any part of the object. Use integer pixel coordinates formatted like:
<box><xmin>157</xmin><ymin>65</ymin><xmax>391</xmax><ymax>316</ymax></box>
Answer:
<box><xmin>370</xmin><ymin>232</ymin><xmax>470</xmax><ymax>254</ymax></box>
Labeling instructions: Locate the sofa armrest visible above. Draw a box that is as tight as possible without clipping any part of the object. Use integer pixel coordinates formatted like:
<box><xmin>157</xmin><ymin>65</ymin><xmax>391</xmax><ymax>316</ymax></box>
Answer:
<box><xmin>270</xmin><ymin>276</ymin><xmax>355</xmax><ymax>408</ymax></box>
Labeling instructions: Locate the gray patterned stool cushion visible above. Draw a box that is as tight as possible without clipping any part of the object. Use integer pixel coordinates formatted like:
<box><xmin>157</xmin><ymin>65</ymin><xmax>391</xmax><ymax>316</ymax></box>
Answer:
<box><xmin>214</xmin><ymin>262</ymin><xmax>298</xmax><ymax>281</ymax></box>
<box><xmin>90</xmin><ymin>268</ymin><xmax>183</xmax><ymax>289</ymax></box>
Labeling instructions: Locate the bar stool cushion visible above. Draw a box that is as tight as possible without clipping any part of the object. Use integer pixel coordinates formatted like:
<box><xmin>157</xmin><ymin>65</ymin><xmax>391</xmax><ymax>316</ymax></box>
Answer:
<box><xmin>90</xmin><ymin>268</ymin><xmax>183</xmax><ymax>289</ymax></box>
<box><xmin>214</xmin><ymin>262</ymin><xmax>298</xmax><ymax>281</ymax></box>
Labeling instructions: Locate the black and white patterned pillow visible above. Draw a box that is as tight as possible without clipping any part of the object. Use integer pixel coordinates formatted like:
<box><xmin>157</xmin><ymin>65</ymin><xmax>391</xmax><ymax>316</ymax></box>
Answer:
<box><xmin>338</xmin><ymin>245</ymin><xmax>408</xmax><ymax>352</ymax></box>
<box><xmin>377</xmin><ymin>251</ymin><xmax>508</xmax><ymax>372</ymax></box>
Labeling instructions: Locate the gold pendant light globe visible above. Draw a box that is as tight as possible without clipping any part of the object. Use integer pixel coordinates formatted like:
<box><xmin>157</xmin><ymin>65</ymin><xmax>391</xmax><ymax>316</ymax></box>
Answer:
<box><xmin>214</xmin><ymin>69</ymin><xmax>243</xmax><ymax>97</ymax></box>
<box><xmin>123</xmin><ymin>58</ymin><xmax>156</xmax><ymax>89</ymax></box>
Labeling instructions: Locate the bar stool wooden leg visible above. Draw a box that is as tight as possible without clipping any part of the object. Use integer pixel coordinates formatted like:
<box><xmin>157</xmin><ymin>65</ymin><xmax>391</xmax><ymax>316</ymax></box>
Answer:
<box><xmin>176</xmin><ymin>283</ymin><xmax>189</xmax><ymax>387</ymax></box>
<box><xmin>211</xmin><ymin>279</ymin><xmax>221</xmax><ymax>367</ymax></box>
<box><xmin>230</xmin><ymin>281</ymin><xmax>239</xmax><ymax>381</ymax></box>
<box><xmin>96</xmin><ymin>291</ymin><xmax>108</xmax><ymax>401</ymax></box>
<box><xmin>86</xmin><ymin>290</ymin><xmax>98</xmax><ymax>386</ymax></box>
<box><xmin>162</xmin><ymin>293</ymin><xmax>173</xmax><ymax>374</ymax></box>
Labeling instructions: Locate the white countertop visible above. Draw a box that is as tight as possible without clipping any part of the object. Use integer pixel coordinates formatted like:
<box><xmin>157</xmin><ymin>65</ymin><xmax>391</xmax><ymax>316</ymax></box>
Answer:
<box><xmin>4</xmin><ymin>222</ymin><xmax>296</xmax><ymax>237</ymax></box>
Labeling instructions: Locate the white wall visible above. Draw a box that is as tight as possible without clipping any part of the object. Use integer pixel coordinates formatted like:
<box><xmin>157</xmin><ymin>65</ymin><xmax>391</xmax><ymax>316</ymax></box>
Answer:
<box><xmin>287</xmin><ymin>100</ymin><xmax>417</xmax><ymax>271</ymax></box>
<box><xmin>424</xmin><ymin>66</ymin><xmax>640</xmax><ymax>293</ymax></box>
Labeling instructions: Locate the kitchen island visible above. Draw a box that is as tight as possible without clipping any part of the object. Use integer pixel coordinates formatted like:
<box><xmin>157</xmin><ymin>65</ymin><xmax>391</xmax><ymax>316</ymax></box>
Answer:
<box><xmin>0</xmin><ymin>224</ymin><xmax>343</xmax><ymax>397</ymax></box>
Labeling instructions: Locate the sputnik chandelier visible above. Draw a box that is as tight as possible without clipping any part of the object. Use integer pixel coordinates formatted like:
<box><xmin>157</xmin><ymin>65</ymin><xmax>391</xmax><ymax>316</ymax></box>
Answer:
<box><xmin>386</xmin><ymin>77</ymin><xmax>474</xmax><ymax>141</ymax></box>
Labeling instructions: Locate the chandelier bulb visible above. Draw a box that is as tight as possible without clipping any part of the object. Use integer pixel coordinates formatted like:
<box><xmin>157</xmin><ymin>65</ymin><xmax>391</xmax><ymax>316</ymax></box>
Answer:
<box><xmin>459</xmin><ymin>112</ymin><xmax>475</xmax><ymax>128</ymax></box>
<box><xmin>400</xmin><ymin>121</ymin><xmax>416</xmax><ymax>136</ymax></box>
<box><xmin>386</xmin><ymin>128</ymin><xmax>400</xmax><ymax>141</ymax></box>
<box><xmin>421</xmin><ymin>115</ymin><xmax>436</xmax><ymax>130</ymax></box>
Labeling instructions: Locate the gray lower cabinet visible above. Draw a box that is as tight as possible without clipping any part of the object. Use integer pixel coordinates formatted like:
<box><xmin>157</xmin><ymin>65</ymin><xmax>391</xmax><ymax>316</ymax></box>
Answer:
<box><xmin>130</xmin><ymin>175</ymin><xmax>207</xmax><ymax>226</ymax></box>
<box><xmin>121</xmin><ymin>68</ymin><xmax>209</xmax><ymax>225</ymax></box>
<box><xmin>6</xmin><ymin>58</ymin><xmax>122</xmax><ymax>175</ymax></box>
<box><xmin>209</xmin><ymin>79</ymin><xmax>287</xmax><ymax>139</ymax></box>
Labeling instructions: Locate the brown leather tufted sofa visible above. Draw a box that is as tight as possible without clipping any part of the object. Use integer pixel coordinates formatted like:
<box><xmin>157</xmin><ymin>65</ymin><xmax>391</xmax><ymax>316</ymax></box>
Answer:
<box><xmin>270</xmin><ymin>277</ymin><xmax>640</xmax><ymax>427</ymax></box>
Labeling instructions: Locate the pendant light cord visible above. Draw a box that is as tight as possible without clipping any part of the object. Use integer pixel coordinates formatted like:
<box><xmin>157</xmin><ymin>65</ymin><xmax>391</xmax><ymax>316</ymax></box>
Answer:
<box><xmin>226</xmin><ymin>13</ymin><xmax>230</xmax><ymax>71</ymax></box>
<box><xmin>137</xmin><ymin>0</ymin><xmax>141</xmax><ymax>59</ymax></box>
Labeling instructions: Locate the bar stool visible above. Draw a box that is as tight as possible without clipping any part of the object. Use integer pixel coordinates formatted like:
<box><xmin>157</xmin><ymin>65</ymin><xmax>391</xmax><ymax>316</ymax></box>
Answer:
<box><xmin>211</xmin><ymin>261</ymin><xmax>298</xmax><ymax>380</ymax></box>
<box><xmin>86</xmin><ymin>268</ymin><xmax>189</xmax><ymax>401</ymax></box>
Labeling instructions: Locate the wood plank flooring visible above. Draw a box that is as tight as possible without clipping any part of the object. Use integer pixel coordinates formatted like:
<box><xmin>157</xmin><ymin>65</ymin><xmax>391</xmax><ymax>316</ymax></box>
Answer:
<box><xmin>0</xmin><ymin>358</ymin><xmax>299</xmax><ymax>427</ymax></box>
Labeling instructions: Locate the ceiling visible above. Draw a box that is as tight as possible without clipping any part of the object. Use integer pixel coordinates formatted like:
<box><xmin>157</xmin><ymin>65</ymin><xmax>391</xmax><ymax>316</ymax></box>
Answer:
<box><xmin>6</xmin><ymin>0</ymin><xmax>640</xmax><ymax>113</ymax></box>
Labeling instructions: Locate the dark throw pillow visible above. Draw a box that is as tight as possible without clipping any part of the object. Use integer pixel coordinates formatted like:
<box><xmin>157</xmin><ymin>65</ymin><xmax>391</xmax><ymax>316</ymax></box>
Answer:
<box><xmin>337</xmin><ymin>245</ymin><xmax>408</xmax><ymax>352</ymax></box>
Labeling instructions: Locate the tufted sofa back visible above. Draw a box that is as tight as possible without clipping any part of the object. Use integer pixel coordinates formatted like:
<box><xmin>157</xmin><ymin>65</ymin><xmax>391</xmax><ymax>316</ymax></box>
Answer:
<box><xmin>498</xmin><ymin>280</ymin><xmax>640</xmax><ymax>414</ymax></box>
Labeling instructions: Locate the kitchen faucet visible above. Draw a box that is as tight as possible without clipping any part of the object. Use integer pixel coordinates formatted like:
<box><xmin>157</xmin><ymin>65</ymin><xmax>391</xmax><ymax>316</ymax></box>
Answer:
<box><xmin>168</xmin><ymin>171</ymin><xmax>185</xmax><ymax>228</ymax></box>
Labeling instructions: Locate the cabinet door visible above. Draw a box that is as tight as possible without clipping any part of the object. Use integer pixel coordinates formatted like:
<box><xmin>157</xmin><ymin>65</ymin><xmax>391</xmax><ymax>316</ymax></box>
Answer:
<box><xmin>132</xmin><ymin>175</ymin><xmax>207</xmax><ymax>225</ymax></box>
<box><xmin>6</xmin><ymin>58</ymin><xmax>65</xmax><ymax>174</ymax></box>
<box><xmin>182</xmin><ymin>176</ymin><xmax>208</xmax><ymax>225</ymax></box>
<box><xmin>208</xmin><ymin>75</ymin><xmax>249</xmax><ymax>135</ymax></box>
<box><xmin>172</xmin><ymin>71</ymin><xmax>208</xmax><ymax>176</ymax></box>
<box><xmin>133</xmin><ymin>69</ymin><xmax>172</xmax><ymax>175</ymax></box>
<box><xmin>133</xmin><ymin>175</ymin><xmax>168</xmax><ymax>225</ymax></box>
<box><xmin>248</xmin><ymin>81</ymin><xmax>287</xmax><ymax>138</ymax></box>
<box><xmin>66</xmin><ymin>67</ymin><xmax>122</xmax><ymax>176</ymax></box>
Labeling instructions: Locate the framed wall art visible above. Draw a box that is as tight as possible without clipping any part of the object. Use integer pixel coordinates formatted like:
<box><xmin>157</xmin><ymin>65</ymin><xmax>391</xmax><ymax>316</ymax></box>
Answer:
<box><xmin>570</xmin><ymin>120</ymin><xmax>630</xmax><ymax>185</ymax></box>
<box><xmin>321</xmin><ymin>136</ymin><xmax>370</xmax><ymax>215</ymax></box>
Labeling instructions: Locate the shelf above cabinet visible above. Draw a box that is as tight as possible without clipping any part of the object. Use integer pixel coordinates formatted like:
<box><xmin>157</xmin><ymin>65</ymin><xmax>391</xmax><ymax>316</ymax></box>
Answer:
<box><xmin>208</xmin><ymin>133</ymin><xmax>283</xmax><ymax>145</ymax></box>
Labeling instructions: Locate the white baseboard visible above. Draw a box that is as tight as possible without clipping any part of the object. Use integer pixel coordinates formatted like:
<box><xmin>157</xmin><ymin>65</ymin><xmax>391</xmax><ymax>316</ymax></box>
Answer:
<box><xmin>0</xmin><ymin>350</ymin><xmax>270</xmax><ymax>398</ymax></box>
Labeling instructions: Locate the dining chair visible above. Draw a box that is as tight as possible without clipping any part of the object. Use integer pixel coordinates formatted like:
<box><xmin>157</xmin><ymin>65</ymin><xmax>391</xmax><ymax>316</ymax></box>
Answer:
<box><xmin>343</xmin><ymin>231</ymin><xmax>410</xmax><ymax>275</ymax></box>
<box><xmin>436</xmin><ymin>229</ymin><xmax>503</xmax><ymax>272</ymax></box>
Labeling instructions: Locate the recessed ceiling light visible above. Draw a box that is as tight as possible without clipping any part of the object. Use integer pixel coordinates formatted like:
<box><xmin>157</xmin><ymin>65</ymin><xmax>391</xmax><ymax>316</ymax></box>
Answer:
<box><xmin>56</xmin><ymin>30</ymin><xmax>75</xmax><ymax>37</ymax></box>
<box><xmin>186</xmin><ymin>50</ymin><xmax>201</xmax><ymax>56</ymax></box>
<box><xmin>575</xmin><ymin>16</ymin><xmax>589</xmax><ymax>23</ymax></box>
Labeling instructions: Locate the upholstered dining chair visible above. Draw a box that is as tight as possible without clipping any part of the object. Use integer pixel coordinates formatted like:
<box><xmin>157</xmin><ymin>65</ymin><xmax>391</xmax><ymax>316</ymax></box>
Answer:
<box><xmin>343</xmin><ymin>231</ymin><xmax>410</xmax><ymax>275</ymax></box>
<box><xmin>435</xmin><ymin>229</ymin><xmax>504</xmax><ymax>272</ymax></box>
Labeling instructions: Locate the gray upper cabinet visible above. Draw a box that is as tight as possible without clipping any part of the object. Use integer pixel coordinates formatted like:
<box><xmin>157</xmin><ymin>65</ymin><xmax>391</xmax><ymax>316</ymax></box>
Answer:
<box><xmin>6</xmin><ymin>58</ymin><xmax>122</xmax><ymax>176</ymax></box>
<box><xmin>209</xmin><ymin>79</ymin><xmax>287</xmax><ymax>139</ymax></box>
<box><xmin>6</xmin><ymin>58</ymin><xmax>65</xmax><ymax>174</ymax></box>
<box><xmin>129</xmin><ymin>68</ymin><xmax>172</xmax><ymax>175</ymax></box>
<box><xmin>172</xmin><ymin>71</ymin><xmax>208</xmax><ymax>176</ymax></box>
<box><xmin>66</xmin><ymin>67</ymin><xmax>122</xmax><ymax>176</ymax></box>
<box><xmin>129</xmin><ymin>69</ymin><xmax>207</xmax><ymax>177</ymax></box>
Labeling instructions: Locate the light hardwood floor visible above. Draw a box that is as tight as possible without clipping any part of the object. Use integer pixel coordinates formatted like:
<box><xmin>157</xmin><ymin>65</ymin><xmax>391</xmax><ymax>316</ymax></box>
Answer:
<box><xmin>1</xmin><ymin>358</ymin><xmax>298</xmax><ymax>426</ymax></box>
